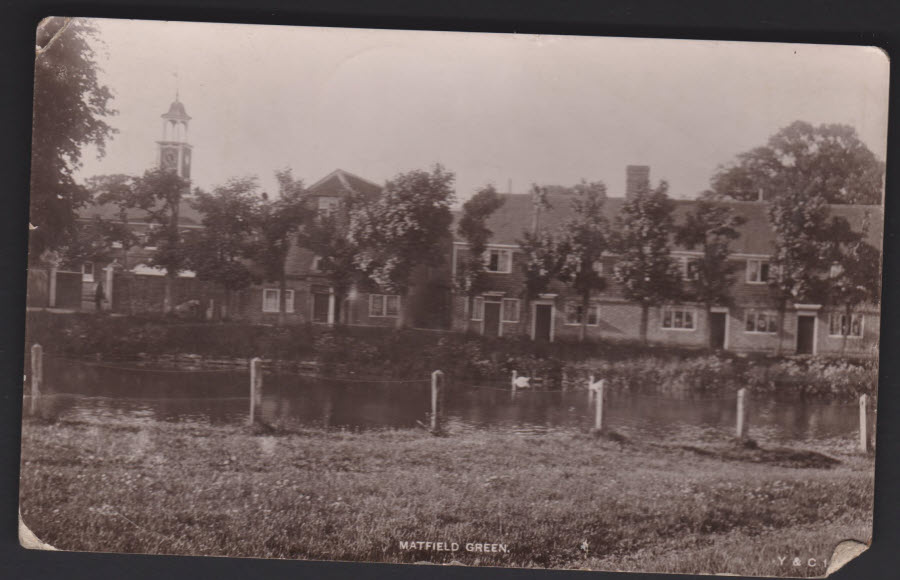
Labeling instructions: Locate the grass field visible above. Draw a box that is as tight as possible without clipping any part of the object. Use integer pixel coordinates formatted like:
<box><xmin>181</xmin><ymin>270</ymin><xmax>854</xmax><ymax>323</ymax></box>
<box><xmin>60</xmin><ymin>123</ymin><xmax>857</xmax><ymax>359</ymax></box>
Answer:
<box><xmin>19</xmin><ymin>417</ymin><xmax>873</xmax><ymax>577</ymax></box>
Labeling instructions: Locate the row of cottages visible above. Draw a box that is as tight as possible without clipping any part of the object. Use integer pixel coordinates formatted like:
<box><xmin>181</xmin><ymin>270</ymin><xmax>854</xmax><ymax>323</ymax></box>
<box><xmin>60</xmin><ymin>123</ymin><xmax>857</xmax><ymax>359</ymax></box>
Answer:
<box><xmin>449</xmin><ymin>166</ymin><xmax>882</xmax><ymax>357</ymax></box>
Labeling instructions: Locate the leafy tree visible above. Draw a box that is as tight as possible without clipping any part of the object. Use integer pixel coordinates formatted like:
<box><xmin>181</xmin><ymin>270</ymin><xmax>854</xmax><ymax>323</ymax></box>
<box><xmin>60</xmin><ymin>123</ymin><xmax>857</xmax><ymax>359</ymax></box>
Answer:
<box><xmin>30</xmin><ymin>18</ymin><xmax>117</xmax><ymax>261</ymax></box>
<box><xmin>675</xmin><ymin>200</ymin><xmax>745</xmax><ymax>346</ymax></box>
<box><xmin>766</xmin><ymin>187</ymin><xmax>834</xmax><ymax>354</ymax></box>
<box><xmin>184</xmin><ymin>177</ymin><xmax>260</xmax><ymax>318</ymax></box>
<box><xmin>90</xmin><ymin>168</ymin><xmax>190</xmax><ymax>313</ymax></box>
<box><xmin>455</xmin><ymin>185</ymin><xmax>505</xmax><ymax>306</ymax></box>
<box><xmin>613</xmin><ymin>180</ymin><xmax>681</xmax><ymax>344</ymax></box>
<box><xmin>251</xmin><ymin>169</ymin><xmax>312</xmax><ymax>325</ymax></box>
<box><xmin>556</xmin><ymin>180</ymin><xmax>610</xmax><ymax>341</ymax></box>
<box><xmin>86</xmin><ymin>173</ymin><xmax>141</xmax><ymax>269</ymax></box>
<box><xmin>710</xmin><ymin>121</ymin><xmax>884</xmax><ymax>204</ymax></box>
<box><xmin>823</xmin><ymin>214</ymin><xmax>882</xmax><ymax>353</ymax></box>
<box><xmin>349</xmin><ymin>165</ymin><xmax>455</xmax><ymax>327</ymax></box>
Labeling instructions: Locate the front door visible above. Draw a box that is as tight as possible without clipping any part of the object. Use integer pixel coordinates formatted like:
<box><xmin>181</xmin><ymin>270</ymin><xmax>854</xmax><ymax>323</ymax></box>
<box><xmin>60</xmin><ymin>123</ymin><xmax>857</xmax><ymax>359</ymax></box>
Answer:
<box><xmin>709</xmin><ymin>312</ymin><xmax>727</xmax><ymax>349</ymax></box>
<box><xmin>483</xmin><ymin>301</ymin><xmax>501</xmax><ymax>337</ymax></box>
<box><xmin>797</xmin><ymin>315</ymin><xmax>816</xmax><ymax>355</ymax></box>
<box><xmin>534</xmin><ymin>304</ymin><xmax>553</xmax><ymax>342</ymax></box>
<box><xmin>312</xmin><ymin>292</ymin><xmax>330</xmax><ymax>323</ymax></box>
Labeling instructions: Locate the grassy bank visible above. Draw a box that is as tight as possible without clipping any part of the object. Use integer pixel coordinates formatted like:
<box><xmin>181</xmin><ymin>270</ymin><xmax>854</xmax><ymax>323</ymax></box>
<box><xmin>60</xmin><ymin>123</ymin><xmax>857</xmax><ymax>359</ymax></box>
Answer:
<box><xmin>20</xmin><ymin>418</ymin><xmax>872</xmax><ymax>576</ymax></box>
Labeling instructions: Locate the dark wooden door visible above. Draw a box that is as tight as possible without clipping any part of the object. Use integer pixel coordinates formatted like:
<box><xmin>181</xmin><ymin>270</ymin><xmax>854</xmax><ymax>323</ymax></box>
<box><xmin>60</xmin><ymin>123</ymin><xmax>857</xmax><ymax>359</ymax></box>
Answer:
<box><xmin>534</xmin><ymin>304</ymin><xmax>552</xmax><ymax>342</ymax></box>
<box><xmin>483</xmin><ymin>302</ymin><xmax>501</xmax><ymax>337</ymax></box>
<box><xmin>312</xmin><ymin>293</ymin><xmax>330</xmax><ymax>323</ymax></box>
<box><xmin>797</xmin><ymin>316</ymin><xmax>815</xmax><ymax>354</ymax></box>
<box><xmin>709</xmin><ymin>312</ymin><xmax>726</xmax><ymax>349</ymax></box>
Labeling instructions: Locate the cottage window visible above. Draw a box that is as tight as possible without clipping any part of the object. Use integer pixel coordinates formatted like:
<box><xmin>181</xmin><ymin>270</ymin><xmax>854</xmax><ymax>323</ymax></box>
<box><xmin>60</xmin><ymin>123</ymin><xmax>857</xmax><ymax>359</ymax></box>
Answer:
<box><xmin>82</xmin><ymin>262</ymin><xmax>95</xmax><ymax>282</ymax></box>
<box><xmin>502</xmin><ymin>299</ymin><xmax>520</xmax><ymax>323</ymax></box>
<box><xmin>370</xmin><ymin>294</ymin><xmax>400</xmax><ymax>318</ymax></box>
<box><xmin>471</xmin><ymin>296</ymin><xmax>484</xmax><ymax>321</ymax></box>
<box><xmin>662</xmin><ymin>306</ymin><xmax>695</xmax><ymax>330</ymax></box>
<box><xmin>745</xmin><ymin>310</ymin><xmax>778</xmax><ymax>334</ymax></box>
<box><xmin>683</xmin><ymin>257</ymin><xmax>700</xmax><ymax>281</ymax></box>
<box><xmin>829</xmin><ymin>313</ymin><xmax>863</xmax><ymax>338</ymax></box>
<box><xmin>746</xmin><ymin>259</ymin><xmax>770</xmax><ymax>284</ymax></box>
<box><xmin>485</xmin><ymin>248</ymin><xmax>512</xmax><ymax>273</ymax></box>
<box><xmin>285</xmin><ymin>290</ymin><xmax>295</xmax><ymax>313</ymax></box>
<box><xmin>263</xmin><ymin>289</ymin><xmax>280</xmax><ymax>312</ymax></box>
<box><xmin>317</xmin><ymin>196</ymin><xmax>340</xmax><ymax>216</ymax></box>
<box><xmin>565</xmin><ymin>303</ymin><xmax>599</xmax><ymax>326</ymax></box>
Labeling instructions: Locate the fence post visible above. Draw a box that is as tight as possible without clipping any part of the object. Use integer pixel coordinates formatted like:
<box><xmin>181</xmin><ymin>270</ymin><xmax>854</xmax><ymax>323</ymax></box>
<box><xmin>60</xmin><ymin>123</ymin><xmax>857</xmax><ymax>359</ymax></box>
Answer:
<box><xmin>249</xmin><ymin>357</ymin><xmax>262</xmax><ymax>425</ymax></box>
<box><xmin>859</xmin><ymin>394</ymin><xmax>870</xmax><ymax>453</ymax></box>
<box><xmin>30</xmin><ymin>344</ymin><xmax>42</xmax><ymax>415</ymax></box>
<box><xmin>591</xmin><ymin>379</ymin><xmax>606</xmax><ymax>434</ymax></box>
<box><xmin>588</xmin><ymin>375</ymin><xmax>595</xmax><ymax>403</ymax></box>
<box><xmin>736</xmin><ymin>388</ymin><xmax>748</xmax><ymax>441</ymax></box>
<box><xmin>431</xmin><ymin>370</ymin><xmax>445</xmax><ymax>435</ymax></box>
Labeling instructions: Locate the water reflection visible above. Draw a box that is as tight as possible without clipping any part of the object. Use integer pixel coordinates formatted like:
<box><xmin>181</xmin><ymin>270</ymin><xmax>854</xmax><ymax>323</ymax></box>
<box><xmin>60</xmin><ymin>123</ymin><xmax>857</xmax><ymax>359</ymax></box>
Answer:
<box><xmin>31</xmin><ymin>359</ymin><xmax>868</xmax><ymax>443</ymax></box>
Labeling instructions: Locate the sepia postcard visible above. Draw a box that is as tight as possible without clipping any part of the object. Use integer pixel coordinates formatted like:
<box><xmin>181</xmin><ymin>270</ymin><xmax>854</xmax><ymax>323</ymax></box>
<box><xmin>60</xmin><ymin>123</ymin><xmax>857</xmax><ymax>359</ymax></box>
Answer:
<box><xmin>20</xmin><ymin>17</ymin><xmax>887</xmax><ymax>577</ymax></box>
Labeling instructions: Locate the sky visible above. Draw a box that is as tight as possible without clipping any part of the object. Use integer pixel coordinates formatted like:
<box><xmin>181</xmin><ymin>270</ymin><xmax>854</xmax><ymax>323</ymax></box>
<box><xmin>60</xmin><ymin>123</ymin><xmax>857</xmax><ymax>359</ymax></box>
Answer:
<box><xmin>75</xmin><ymin>18</ymin><xmax>890</xmax><ymax>203</ymax></box>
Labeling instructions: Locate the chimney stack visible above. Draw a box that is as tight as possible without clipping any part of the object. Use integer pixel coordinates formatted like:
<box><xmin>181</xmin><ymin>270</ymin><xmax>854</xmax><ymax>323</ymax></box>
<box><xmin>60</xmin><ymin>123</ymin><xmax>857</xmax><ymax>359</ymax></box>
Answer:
<box><xmin>625</xmin><ymin>165</ymin><xmax>650</xmax><ymax>199</ymax></box>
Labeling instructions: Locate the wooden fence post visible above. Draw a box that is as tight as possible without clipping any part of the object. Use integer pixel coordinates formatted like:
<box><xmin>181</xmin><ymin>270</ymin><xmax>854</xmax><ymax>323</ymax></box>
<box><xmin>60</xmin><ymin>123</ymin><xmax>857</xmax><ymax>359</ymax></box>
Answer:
<box><xmin>736</xmin><ymin>388</ymin><xmax>748</xmax><ymax>441</ymax></box>
<box><xmin>431</xmin><ymin>370</ymin><xmax>445</xmax><ymax>435</ymax></box>
<box><xmin>859</xmin><ymin>394</ymin><xmax>870</xmax><ymax>453</ymax></box>
<box><xmin>30</xmin><ymin>344</ymin><xmax>42</xmax><ymax>415</ymax></box>
<box><xmin>591</xmin><ymin>379</ymin><xmax>606</xmax><ymax>434</ymax></box>
<box><xmin>249</xmin><ymin>357</ymin><xmax>262</xmax><ymax>425</ymax></box>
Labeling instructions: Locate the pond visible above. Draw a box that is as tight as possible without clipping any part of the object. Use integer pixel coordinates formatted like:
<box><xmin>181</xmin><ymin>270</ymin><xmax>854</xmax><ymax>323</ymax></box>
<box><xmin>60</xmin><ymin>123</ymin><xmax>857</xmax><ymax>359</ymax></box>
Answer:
<box><xmin>27</xmin><ymin>359</ymin><xmax>871</xmax><ymax>446</ymax></box>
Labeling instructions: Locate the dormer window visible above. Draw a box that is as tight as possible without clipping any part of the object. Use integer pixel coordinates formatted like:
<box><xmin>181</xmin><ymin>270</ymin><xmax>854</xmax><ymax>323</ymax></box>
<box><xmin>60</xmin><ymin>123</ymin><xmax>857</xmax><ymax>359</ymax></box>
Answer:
<box><xmin>484</xmin><ymin>248</ymin><xmax>512</xmax><ymax>273</ymax></box>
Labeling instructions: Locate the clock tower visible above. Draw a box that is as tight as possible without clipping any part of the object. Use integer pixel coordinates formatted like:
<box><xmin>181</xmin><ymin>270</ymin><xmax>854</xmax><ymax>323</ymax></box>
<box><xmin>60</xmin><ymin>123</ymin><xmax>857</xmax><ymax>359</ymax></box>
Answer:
<box><xmin>157</xmin><ymin>94</ymin><xmax>193</xmax><ymax>179</ymax></box>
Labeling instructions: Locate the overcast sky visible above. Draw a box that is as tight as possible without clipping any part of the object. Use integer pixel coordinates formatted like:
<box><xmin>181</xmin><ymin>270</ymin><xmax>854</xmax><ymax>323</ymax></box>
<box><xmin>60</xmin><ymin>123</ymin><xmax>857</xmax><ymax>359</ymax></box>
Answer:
<box><xmin>74</xmin><ymin>18</ymin><xmax>890</xmax><ymax>202</ymax></box>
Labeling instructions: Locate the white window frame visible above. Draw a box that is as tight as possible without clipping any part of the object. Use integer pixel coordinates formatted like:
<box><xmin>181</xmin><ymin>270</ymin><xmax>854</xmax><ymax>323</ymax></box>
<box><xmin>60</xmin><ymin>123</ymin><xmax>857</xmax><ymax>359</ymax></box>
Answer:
<box><xmin>311</xmin><ymin>256</ymin><xmax>323</xmax><ymax>272</ymax></box>
<box><xmin>82</xmin><ymin>262</ymin><xmax>95</xmax><ymax>282</ymax></box>
<box><xmin>744</xmin><ymin>309</ymin><xmax>779</xmax><ymax>334</ymax></box>
<box><xmin>501</xmin><ymin>298</ymin><xmax>520</xmax><ymax>323</ymax></box>
<box><xmin>661</xmin><ymin>306</ymin><xmax>696</xmax><ymax>331</ymax></box>
<box><xmin>285</xmin><ymin>289</ymin><xmax>295</xmax><ymax>313</ymax></box>
<box><xmin>564</xmin><ymin>303</ymin><xmax>600</xmax><ymax>326</ymax></box>
<box><xmin>484</xmin><ymin>248</ymin><xmax>513</xmax><ymax>274</ymax></box>
<box><xmin>828</xmin><ymin>312</ymin><xmax>864</xmax><ymax>338</ymax></box>
<box><xmin>262</xmin><ymin>289</ymin><xmax>280</xmax><ymax>313</ymax></box>
<box><xmin>471</xmin><ymin>296</ymin><xmax>484</xmax><ymax>321</ymax></box>
<box><xmin>369</xmin><ymin>294</ymin><xmax>400</xmax><ymax>318</ymax></box>
<box><xmin>746</xmin><ymin>259</ymin><xmax>770</xmax><ymax>284</ymax></box>
<box><xmin>316</xmin><ymin>196</ymin><xmax>340</xmax><ymax>216</ymax></box>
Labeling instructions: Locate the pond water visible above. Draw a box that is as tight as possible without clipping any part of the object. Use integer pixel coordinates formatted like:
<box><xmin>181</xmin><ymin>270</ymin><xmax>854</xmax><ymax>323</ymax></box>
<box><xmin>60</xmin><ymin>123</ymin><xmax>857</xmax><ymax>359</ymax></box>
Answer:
<box><xmin>28</xmin><ymin>359</ymin><xmax>870</xmax><ymax>445</ymax></box>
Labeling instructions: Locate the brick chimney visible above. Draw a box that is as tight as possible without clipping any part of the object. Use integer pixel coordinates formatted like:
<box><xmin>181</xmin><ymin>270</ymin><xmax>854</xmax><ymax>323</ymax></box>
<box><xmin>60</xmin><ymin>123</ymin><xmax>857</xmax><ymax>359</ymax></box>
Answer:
<box><xmin>625</xmin><ymin>165</ymin><xmax>650</xmax><ymax>199</ymax></box>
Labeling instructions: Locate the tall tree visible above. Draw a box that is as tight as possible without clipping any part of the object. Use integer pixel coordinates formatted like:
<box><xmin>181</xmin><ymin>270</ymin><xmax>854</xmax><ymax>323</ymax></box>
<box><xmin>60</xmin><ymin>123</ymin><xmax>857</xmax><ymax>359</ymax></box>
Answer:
<box><xmin>87</xmin><ymin>173</ymin><xmax>141</xmax><ymax>269</ymax></box>
<box><xmin>766</xmin><ymin>186</ymin><xmax>833</xmax><ymax>354</ymax></box>
<box><xmin>823</xmin><ymin>213</ymin><xmax>882</xmax><ymax>353</ymax></box>
<box><xmin>30</xmin><ymin>17</ymin><xmax>117</xmax><ymax>261</ymax></box>
<box><xmin>184</xmin><ymin>177</ymin><xmax>260</xmax><ymax>318</ymax></box>
<box><xmin>556</xmin><ymin>180</ymin><xmax>610</xmax><ymax>342</ymax></box>
<box><xmin>90</xmin><ymin>168</ymin><xmax>190</xmax><ymax>313</ymax></box>
<box><xmin>675</xmin><ymin>200</ymin><xmax>745</xmax><ymax>346</ymax></box>
<box><xmin>455</xmin><ymin>185</ymin><xmax>505</xmax><ymax>308</ymax></box>
<box><xmin>251</xmin><ymin>169</ymin><xmax>312</xmax><ymax>325</ymax></box>
<box><xmin>710</xmin><ymin>121</ymin><xmax>884</xmax><ymax>205</ymax></box>
<box><xmin>613</xmin><ymin>181</ymin><xmax>681</xmax><ymax>344</ymax></box>
<box><xmin>349</xmin><ymin>165</ymin><xmax>455</xmax><ymax>327</ymax></box>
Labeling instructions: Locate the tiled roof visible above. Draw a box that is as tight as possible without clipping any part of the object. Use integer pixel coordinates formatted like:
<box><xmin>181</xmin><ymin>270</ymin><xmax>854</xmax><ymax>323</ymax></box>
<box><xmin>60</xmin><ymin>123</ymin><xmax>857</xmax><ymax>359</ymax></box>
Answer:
<box><xmin>78</xmin><ymin>197</ymin><xmax>204</xmax><ymax>227</ymax></box>
<box><xmin>453</xmin><ymin>193</ymin><xmax>883</xmax><ymax>255</ymax></box>
<box><xmin>306</xmin><ymin>169</ymin><xmax>382</xmax><ymax>199</ymax></box>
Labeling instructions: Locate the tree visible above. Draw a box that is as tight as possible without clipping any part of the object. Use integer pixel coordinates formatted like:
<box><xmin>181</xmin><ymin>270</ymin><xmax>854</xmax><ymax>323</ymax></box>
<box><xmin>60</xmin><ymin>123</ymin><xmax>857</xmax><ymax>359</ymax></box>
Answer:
<box><xmin>710</xmin><ymin>121</ymin><xmax>884</xmax><ymax>205</ymax></box>
<box><xmin>455</xmin><ymin>185</ymin><xmax>505</xmax><ymax>308</ymax></box>
<box><xmin>555</xmin><ymin>180</ymin><xmax>610</xmax><ymax>342</ymax></box>
<box><xmin>613</xmin><ymin>181</ymin><xmax>681</xmax><ymax>344</ymax></box>
<box><xmin>184</xmin><ymin>177</ymin><xmax>260</xmax><ymax>318</ymax></box>
<box><xmin>823</xmin><ymin>214</ymin><xmax>881</xmax><ymax>353</ymax></box>
<box><xmin>86</xmin><ymin>173</ymin><xmax>141</xmax><ymax>269</ymax></box>
<box><xmin>251</xmin><ymin>169</ymin><xmax>312</xmax><ymax>325</ymax></box>
<box><xmin>766</xmin><ymin>186</ymin><xmax>833</xmax><ymax>354</ymax></box>
<box><xmin>90</xmin><ymin>168</ymin><xmax>190</xmax><ymax>313</ymax></box>
<box><xmin>30</xmin><ymin>18</ymin><xmax>117</xmax><ymax>261</ymax></box>
<box><xmin>675</xmin><ymin>200</ymin><xmax>745</xmax><ymax>346</ymax></box>
<box><xmin>349</xmin><ymin>165</ymin><xmax>455</xmax><ymax>327</ymax></box>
